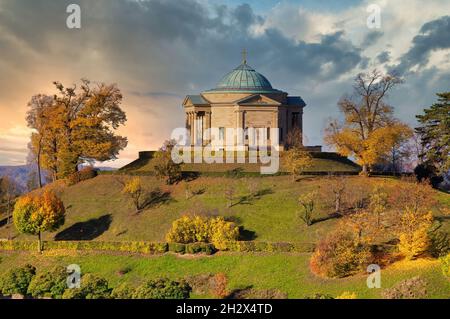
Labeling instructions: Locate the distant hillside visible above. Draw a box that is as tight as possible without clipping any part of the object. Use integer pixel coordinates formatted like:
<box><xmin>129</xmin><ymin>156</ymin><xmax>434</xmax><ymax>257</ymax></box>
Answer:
<box><xmin>0</xmin><ymin>165</ymin><xmax>34</xmax><ymax>192</ymax></box>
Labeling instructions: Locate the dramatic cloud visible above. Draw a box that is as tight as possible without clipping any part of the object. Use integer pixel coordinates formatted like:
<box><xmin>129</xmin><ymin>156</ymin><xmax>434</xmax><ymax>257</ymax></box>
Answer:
<box><xmin>0</xmin><ymin>0</ymin><xmax>449</xmax><ymax>166</ymax></box>
<box><xmin>376</xmin><ymin>51</ymin><xmax>391</xmax><ymax>64</ymax></box>
<box><xmin>361</xmin><ymin>31</ymin><xmax>384</xmax><ymax>47</ymax></box>
<box><xmin>392</xmin><ymin>15</ymin><xmax>450</xmax><ymax>74</ymax></box>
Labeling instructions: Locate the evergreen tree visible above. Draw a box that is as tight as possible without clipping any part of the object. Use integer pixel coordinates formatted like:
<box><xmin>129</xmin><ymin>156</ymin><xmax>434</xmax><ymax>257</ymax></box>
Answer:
<box><xmin>415</xmin><ymin>92</ymin><xmax>450</xmax><ymax>174</ymax></box>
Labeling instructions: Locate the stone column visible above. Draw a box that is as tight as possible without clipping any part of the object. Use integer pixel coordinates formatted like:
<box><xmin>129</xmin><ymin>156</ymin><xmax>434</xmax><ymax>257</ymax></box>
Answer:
<box><xmin>190</xmin><ymin>112</ymin><xmax>195</xmax><ymax>145</ymax></box>
<box><xmin>270</xmin><ymin>110</ymin><xmax>277</xmax><ymax>147</ymax></box>
<box><xmin>236</xmin><ymin>110</ymin><xmax>245</xmax><ymax>147</ymax></box>
<box><xmin>205</xmin><ymin>111</ymin><xmax>211</xmax><ymax>144</ymax></box>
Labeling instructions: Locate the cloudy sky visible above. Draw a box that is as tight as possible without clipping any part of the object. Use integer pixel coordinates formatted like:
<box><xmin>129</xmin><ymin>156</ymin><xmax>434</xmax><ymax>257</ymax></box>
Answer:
<box><xmin>0</xmin><ymin>0</ymin><xmax>449</xmax><ymax>167</ymax></box>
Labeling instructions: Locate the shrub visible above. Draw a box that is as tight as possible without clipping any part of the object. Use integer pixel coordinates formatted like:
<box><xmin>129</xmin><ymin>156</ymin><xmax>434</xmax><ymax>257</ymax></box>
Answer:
<box><xmin>310</xmin><ymin>230</ymin><xmax>371</xmax><ymax>278</ymax></box>
<box><xmin>230</xmin><ymin>288</ymin><xmax>287</xmax><ymax>299</ymax></box>
<box><xmin>211</xmin><ymin>273</ymin><xmax>228</xmax><ymax>299</ymax></box>
<box><xmin>111</xmin><ymin>283</ymin><xmax>134</xmax><ymax>299</ymax></box>
<box><xmin>185</xmin><ymin>274</ymin><xmax>215</xmax><ymax>296</ymax></box>
<box><xmin>382</xmin><ymin>276</ymin><xmax>428</xmax><ymax>299</ymax></box>
<box><xmin>27</xmin><ymin>266</ymin><xmax>67</xmax><ymax>299</ymax></box>
<box><xmin>62</xmin><ymin>274</ymin><xmax>111</xmax><ymax>299</ymax></box>
<box><xmin>132</xmin><ymin>278</ymin><xmax>191</xmax><ymax>299</ymax></box>
<box><xmin>336</xmin><ymin>291</ymin><xmax>357</xmax><ymax>299</ymax></box>
<box><xmin>0</xmin><ymin>264</ymin><xmax>36</xmax><ymax>296</ymax></box>
<box><xmin>429</xmin><ymin>230</ymin><xmax>450</xmax><ymax>258</ymax></box>
<box><xmin>440</xmin><ymin>254</ymin><xmax>450</xmax><ymax>278</ymax></box>
<box><xmin>414</xmin><ymin>164</ymin><xmax>443</xmax><ymax>188</ymax></box>
<box><xmin>166</xmin><ymin>216</ymin><xmax>239</xmax><ymax>250</ymax></box>
<box><xmin>185</xmin><ymin>242</ymin><xmax>215</xmax><ymax>255</ymax></box>
<box><xmin>66</xmin><ymin>166</ymin><xmax>97</xmax><ymax>186</ymax></box>
<box><xmin>168</xmin><ymin>243</ymin><xmax>186</xmax><ymax>254</ymax></box>
<box><xmin>218</xmin><ymin>241</ymin><xmax>315</xmax><ymax>253</ymax></box>
<box><xmin>209</xmin><ymin>217</ymin><xmax>240</xmax><ymax>250</ymax></box>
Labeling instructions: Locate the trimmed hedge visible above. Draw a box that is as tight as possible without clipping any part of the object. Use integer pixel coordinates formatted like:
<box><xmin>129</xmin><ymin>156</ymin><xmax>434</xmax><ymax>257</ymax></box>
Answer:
<box><xmin>0</xmin><ymin>240</ymin><xmax>315</xmax><ymax>254</ymax></box>
<box><xmin>221</xmin><ymin>241</ymin><xmax>316</xmax><ymax>253</ymax></box>
<box><xmin>0</xmin><ymin>241</ymin><xmax>167</xmax><ymax>254</ymax></box>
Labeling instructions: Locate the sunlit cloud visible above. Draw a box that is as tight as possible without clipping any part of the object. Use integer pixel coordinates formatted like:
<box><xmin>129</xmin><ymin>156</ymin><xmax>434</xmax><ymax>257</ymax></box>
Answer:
<box><xmin>0</xmin><ymin>0</ymin><xmax>449</xmax><ymax>167</ymax></box>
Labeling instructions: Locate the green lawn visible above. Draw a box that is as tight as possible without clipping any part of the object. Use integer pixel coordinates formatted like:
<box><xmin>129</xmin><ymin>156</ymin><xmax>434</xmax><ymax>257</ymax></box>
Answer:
<box><xmin>0</xmin><ymin>251</ymin><xmax>448</xmax><ymax>299</ymax></box>
<box><xmin>0</xmin><ymin>174</ymin><xmax>448</xmax><ymax>299</ymax></box>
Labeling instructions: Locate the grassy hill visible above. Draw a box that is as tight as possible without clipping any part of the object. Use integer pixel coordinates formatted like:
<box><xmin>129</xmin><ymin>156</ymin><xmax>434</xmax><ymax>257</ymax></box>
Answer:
<box><xmin>1</xmin><ymin>174</ymin><xmax>448</xmax><ymax>244</ymax></box>
<box><xmin>0</xmin><ymin>173</ymin><xmax>449</xmax><ymax>299</ymax></box>
<box><xmin>119</xmin><ymin>151</ymin><xmax>361</xmax><ymax>174</ymax></box>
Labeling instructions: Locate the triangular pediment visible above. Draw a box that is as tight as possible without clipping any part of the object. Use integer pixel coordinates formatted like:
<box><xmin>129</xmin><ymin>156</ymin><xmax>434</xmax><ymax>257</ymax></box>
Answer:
<box><xmin>183</xmin><ymin>94</ymin><xmax>210</xmax><ymax>107</ymax></box>
<box><xmin>235</xmin><ymin>94</ymin><xmax>281</xmax><ymax>106</ymax></box>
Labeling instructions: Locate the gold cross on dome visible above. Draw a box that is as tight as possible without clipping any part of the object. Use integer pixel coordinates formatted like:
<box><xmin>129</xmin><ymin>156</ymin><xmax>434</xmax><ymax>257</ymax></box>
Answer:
<box><xmin>241</xmin><ymin>48</ymin><xmax>247</xmax><ymax>64</ymax></box>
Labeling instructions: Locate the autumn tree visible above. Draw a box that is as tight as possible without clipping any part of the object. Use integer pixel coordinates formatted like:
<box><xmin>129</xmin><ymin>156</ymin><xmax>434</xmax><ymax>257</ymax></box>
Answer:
<box><xmin>397</xmin><ymin>210</ymin><xmax>433</xmax><ymax>260</ymax></box>
<box><xmin>415</xmin><ymin>92</ymin><xmax>450</xmax><ymax>175</ymax></box>
<box><xmin>224</xmin><ymin>184</ymin><xmax>235</xmax><ymax>208</ymax></box>
<box><xmin>324</xmin><ymin>70</ymin><xmax>413</xmax><ymax>175</ymax></box>
<box><xmin>377</xmin><ymin>130</ymin><xmax>414</xmax><ymax>173</ymax></box>
<box><xmin>298</xmin><ymin>191</ymin><xmax>317</xmax><ymax>226</ymax></box>
<box><xmin>388</xmin><ymin>178</ymin><xmax>437</xmax><ymax>215</ymax></box>
<box><xmin>122</xmin><ymin>177</ymin><xmax>144</xmax><ymax>213</ymax></box>
<box><xmin>368</xmin><ymin>184</ymin><xmax>389</xmax><ymax>230</ymax></box>
<box><xmin>285</xmin><ymin>126</ymin><xmax>304</xmax><ymax>150</ymax></box>
<box><xmin>284</xmin><ymin>148</ymin><xmax>313</xmax><ymax>181</ymax></box>
<box><xmin>26</xmin><ymin>80</ymin><xmax>127</xmax><ymax>180</ymax></box>
<box><xmin>321</xmin><ymin>175</ymin><xmax>347</xmax><ymax>215</ymax></box>
<box><xmin>26</xmin><ymin>94</ymin><xmax>55</xmax><ymax>186</ymax></box>
<box><xmin>13</xmin><ymin>190</ymin><xmax>65</xmax><ymax>252</ymax></box>
<box><xmin>153</xmin><ymin>140</ymin><xmax>182</xmax><ymax>185</ymax></box>
<box><xmin>0</xmin><ymin>176</ymin><xmax>19</xmax><ymax>236</ymax></box>
<box><xmin>344</xmin><ymin>177</ymin><xmax>371</xmax><ymax>211</ymax></box>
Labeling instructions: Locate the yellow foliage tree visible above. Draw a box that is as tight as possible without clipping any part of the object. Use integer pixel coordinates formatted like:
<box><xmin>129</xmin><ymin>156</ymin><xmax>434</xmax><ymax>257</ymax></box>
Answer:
<box><xmin>397</xmin><ymin>210</ymin><xmax>433</xmax><ymax>260</ymax></box>
<box><xmin>284</xmin><ymin>148</ymin><xmax>313</xmax><ymax>181</ymax></box>
<box><xmin>324</xmin><ymin>70</ymin><xmax>413</xmax><ymax>174</ymax></box>
<box><xmin>122</xmin><ymin>177</ymin><xmax>144</xmax><ymax>213</ymax></box>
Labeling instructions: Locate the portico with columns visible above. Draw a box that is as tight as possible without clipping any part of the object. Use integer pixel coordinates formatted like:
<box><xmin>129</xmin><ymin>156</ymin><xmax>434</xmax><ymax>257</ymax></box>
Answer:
<box><xmin>182</xmin><ymin>52</ymin><xmax>307</xmax><ymax>151</ymax></box>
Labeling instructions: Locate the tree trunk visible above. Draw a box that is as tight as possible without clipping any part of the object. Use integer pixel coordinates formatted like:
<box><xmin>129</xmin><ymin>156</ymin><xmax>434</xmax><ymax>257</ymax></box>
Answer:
<box><xmin>37</xmin><ymin>231</ymin><xmax>42</xmax><ymax>253</ymax></box>
<box><xmin>335</xmin><ymin>195</ymin><xmax>341</xmax><ymax>214</ymax></box>
<box><xmin>37</xmin><ymin>137</ymin><xmax>43</xmax><ymax>188</ymax></box>
<box><xmin>7</xmin><ymin>199</ymin><xmax>12</xmax><ymax>240</ymax></box>
<box><xmin>361</xmin><ymin>164</ymin><xmax>369</xmax><ymax>176</ymax></box>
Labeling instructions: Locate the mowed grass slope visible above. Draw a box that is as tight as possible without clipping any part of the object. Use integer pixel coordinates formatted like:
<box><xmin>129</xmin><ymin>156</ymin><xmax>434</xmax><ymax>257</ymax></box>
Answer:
<box><xmin>124</xmin><ymin>152</ymin><xmax>361</xmax><ymax>174</ymax></box>
<box><xmin>1</xmin><ymin>175</ymin><xmax>448</xmax><ymax>244</ymax></box>
<box><xmin>0</xmin><ymin>251</ymin><xmax>448</xmax><ymax>299</ymax></box>
<box><xmin>0</xmin><ymin>175</ymin><xmax>338</xmax><ymax>242</ymax></box>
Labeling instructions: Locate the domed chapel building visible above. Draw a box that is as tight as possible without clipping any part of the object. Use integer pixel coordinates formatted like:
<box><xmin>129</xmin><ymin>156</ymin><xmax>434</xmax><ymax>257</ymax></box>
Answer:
<box><xmin>182</xmin><ymin>53</ymin><xmax>319</xmax><ymax>151</ymax></box>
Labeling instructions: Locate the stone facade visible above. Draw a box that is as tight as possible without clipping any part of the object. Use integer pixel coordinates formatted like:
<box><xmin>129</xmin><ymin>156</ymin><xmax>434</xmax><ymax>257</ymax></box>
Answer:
<box><xmin>182</xmin><ymin>59</ymin><xmax>307</xmax><ymax>151</ymax></box>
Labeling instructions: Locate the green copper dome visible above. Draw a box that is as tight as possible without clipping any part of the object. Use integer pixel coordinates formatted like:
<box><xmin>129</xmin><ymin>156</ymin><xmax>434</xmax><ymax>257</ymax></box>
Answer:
<box><xmin>209</xmin><ymin>61</ymin><xmax>280</xmax><ymax>93</ymax></box>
